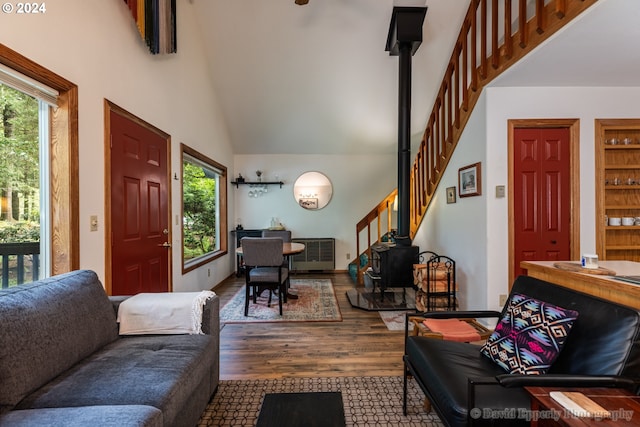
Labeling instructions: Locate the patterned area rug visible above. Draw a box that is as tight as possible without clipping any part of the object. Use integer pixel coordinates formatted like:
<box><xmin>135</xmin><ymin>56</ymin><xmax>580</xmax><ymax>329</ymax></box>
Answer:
<box><xmin>198</xmin><ymin>376</ymin><xmax>444</xmax><ymax>427</ymax></box>
<box><xmin>219</xmin><ymin>279</ymin><xmax>342</xmax><ymax>323</ymax></box>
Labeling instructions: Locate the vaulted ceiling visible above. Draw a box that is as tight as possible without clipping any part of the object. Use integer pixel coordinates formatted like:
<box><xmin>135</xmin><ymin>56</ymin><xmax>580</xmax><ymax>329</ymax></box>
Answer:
<box><xmin>191</xmin><ymin>0</ymin><xmax>639</xmax><ymax>156</ymax></box>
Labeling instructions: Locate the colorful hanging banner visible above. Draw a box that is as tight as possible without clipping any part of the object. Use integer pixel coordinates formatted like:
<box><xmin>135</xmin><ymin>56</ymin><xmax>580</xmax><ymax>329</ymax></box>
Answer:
<box><xmin>124</xmin><ymin>0</ymin><xmax>176</xmax><ymax>54</ymax></box>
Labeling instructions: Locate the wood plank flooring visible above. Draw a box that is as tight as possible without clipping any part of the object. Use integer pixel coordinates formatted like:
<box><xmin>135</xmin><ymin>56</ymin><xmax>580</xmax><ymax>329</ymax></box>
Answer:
<box><xmin>213</xmin><ymin>272</ymin><xmax>406</xmax><ymax>380</ymax></box>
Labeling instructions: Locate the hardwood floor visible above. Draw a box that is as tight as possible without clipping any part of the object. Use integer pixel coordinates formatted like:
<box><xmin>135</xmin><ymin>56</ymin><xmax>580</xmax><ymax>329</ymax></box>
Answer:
<box><xmin>214</xmin><ymin>272</ymin><xmax>407</xmax><ymax>380</ymax></box>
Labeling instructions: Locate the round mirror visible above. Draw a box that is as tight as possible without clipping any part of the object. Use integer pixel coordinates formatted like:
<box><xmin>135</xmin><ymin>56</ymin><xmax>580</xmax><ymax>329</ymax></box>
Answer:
<box><xmin>293</xmin><ymin>171</ymin><xmax>333</xmax><ymax>210</ymax></box>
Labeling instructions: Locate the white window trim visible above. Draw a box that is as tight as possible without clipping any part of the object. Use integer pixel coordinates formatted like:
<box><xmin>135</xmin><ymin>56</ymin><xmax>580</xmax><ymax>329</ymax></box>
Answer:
<box><xmin>0</xmin><ymin>63</ymin><xmax>58</xmax><ymax>107</ymax></box>
<box><xmin>38</xmin><ymin>100</ymin><xmax>50</xmax><ymax>278</ymax></box>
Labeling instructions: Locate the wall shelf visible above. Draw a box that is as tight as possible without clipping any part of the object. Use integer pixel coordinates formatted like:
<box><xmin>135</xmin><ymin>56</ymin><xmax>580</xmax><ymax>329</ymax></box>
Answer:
<box><xmin>231</xmin><ymin>181</ymin><xmax>284</xmax><ymax>188</ymax></box>
<box><xmin>605</xmin><ymin>145</ymin><xmax>640</xmax><ymax>150</ymax></box>
<box><xmin>595</xmin><ymin>118</ymin><xmax>640</xmax><ymax>262</ymax></box>
<box><xmin>604</xmin><ymin>165</ymin><xmax>640</xmax><ymax>170</ymax></box>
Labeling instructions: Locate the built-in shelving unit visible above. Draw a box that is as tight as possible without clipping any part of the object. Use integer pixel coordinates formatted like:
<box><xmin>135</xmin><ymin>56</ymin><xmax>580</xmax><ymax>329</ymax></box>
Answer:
<box><xmin>231</xmin><ymin>181</ymin><xmax>284</xmax><ymax>188</ymax></box>
<box><xmin>595</xmin><ymin>119</ymin><xmax>640</xmax><ymax>261</ymax></box>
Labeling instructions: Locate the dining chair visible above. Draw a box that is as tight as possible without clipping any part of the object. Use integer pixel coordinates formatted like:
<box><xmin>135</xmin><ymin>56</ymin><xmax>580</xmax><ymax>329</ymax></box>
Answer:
<box><xmin>261</xmin><ymin>229</ymin><xmax>291</xmax><ymax>242</ymax></box>
<box><xmin>240</xmin><ymin>237</ymin><xmax>288</xmax><ymax>316</ymax></box>
<box><xmin>262</xmin><ymin>229</ymin><xmax>293</xmax><ymax>286</ymax></box>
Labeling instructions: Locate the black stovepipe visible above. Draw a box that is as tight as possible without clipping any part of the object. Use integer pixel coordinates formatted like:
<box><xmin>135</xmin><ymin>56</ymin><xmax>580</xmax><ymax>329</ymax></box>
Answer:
<box><xmin>396</xmin><ymin>42</ymin><xmax>412</xmax><ymax>243</ymax></box>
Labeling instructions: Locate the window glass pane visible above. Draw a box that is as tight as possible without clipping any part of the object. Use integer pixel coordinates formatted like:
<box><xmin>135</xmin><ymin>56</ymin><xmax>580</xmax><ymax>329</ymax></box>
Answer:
<box><xmin>0</xmin><ymin>83</ymin><xmax>46</xmax><ymax>286</ymax></box>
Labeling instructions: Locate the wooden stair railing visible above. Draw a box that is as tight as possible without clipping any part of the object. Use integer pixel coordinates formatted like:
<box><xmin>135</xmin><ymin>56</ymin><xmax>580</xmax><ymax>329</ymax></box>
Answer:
<box><xmin>352</xmin><ymin>189</ymin><xmax>397</xmax><ymax>284</ymax></box>
<box><xmin>354</xmin><ymin>0</ymin><xmax>598</xmax><ymax>285</ymax></box>
<box><xmin>410</xmin><ymin>0</ymin><xmax>597</xmax><ymax>236</ymax></box>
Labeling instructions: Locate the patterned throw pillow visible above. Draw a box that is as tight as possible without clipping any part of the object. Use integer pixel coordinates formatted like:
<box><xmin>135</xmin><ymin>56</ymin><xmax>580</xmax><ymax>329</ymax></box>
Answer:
<box><xmin>480</xmin><ymin>293</ymin><xmax>579</xmax><ymax>375</ymax></box>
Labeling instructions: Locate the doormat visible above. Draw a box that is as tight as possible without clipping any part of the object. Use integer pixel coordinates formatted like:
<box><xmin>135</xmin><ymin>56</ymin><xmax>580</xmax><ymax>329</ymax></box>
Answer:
<box><xmin>256</xmin><ymin>392</ymin><xmax>345</xmax><ymax>427</ymax></box>
<box><xmin>197</xmin><ymin>376</ymin><xmax>443</xmax><ymax>426</ymax></box>
<box><xmin>219</xmin><ymin>279</ymin><xmax>342</xmax><ymax>324</ymax></box>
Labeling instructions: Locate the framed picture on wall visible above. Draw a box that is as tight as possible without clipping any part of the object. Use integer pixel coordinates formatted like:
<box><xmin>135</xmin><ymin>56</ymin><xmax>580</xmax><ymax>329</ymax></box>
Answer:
<box><xmin>458</xmin><ymin>162</ymin><xmax>481</xmax><ymax>197</ymax></box>
<box><xmin>299</xmin><ymin>198</ymin><xmax>319</xmax><ymax>209</ymax></box>
<box><xmin>446</xmin><ymin>186</ymin><xmax>456</xmax><ymax>204</ymax></box>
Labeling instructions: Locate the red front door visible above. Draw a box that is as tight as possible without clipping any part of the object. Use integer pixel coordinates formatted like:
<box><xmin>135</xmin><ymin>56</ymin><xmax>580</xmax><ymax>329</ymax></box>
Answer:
<box><xmin>109</xmin><ymin>109</ymin><xmax>170</xmax><ymax>295</ymax></box>
<box><xmin>513</xmin><ymin>127</ymin><xmax>571</xmax><ymax>277</ymax></box>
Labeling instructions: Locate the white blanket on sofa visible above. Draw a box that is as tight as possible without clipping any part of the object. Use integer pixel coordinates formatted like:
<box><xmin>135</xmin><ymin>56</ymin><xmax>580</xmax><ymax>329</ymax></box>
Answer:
<box><xmin>117</xmin><ymin>291</ymin><xmax>216</xmax><ymax>335</ymax></box>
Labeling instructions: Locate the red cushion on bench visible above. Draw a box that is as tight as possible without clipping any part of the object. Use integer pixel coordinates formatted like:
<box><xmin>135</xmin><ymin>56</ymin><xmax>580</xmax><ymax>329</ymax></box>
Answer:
<box><xmin>422</xmin><ymin>318</ymin><xmax>481</xmax><ymax>342</ymax></box>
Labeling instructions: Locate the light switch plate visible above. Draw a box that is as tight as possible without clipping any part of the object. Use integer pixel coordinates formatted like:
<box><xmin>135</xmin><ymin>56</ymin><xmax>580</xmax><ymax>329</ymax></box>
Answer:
<box><xmin>495</xmin><ymin>185</ymin><xmax>505</xmax><ymax>198</ymax></box>
<box><xmin>499</xmin><ymin>294</ymin><xmax>508</xmax><ymax>306</ymax></box>
<box><xmin>90</xmin><ymin>215</ymin><xmax>98</xmax><ymax>232</ymax></box>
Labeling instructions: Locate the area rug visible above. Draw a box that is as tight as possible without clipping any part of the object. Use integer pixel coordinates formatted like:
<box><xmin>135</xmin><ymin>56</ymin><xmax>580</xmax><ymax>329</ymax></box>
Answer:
<box><xmin>256</xmin><ymin>392</ymin><xmax>345</xmax><ymax>427</ymax></box>
<box><xmin>197</xmin><ymin>376</ymin><xmax>444</xmax><ymax>427</ymax></box>
<box><xmin>379</xmin><ymin>310</ymin><xmax>414</xmax><ymax>331</ymax></box>
<box><xmin>219</xmin><ymin>279</ymin><xmax>342</xmax><ymax>323</ymax></box>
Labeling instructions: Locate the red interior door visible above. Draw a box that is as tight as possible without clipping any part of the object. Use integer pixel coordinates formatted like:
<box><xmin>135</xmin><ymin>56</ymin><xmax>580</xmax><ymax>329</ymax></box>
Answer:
<box><xmin>110</xmin><ymin>110</ymin><xmax>170</xmax><ymax>295</ymax></box>
<box><xmin>513</xmin><ymin>127</ymin><xmax>571</xmax><ymax>277</ymax></box>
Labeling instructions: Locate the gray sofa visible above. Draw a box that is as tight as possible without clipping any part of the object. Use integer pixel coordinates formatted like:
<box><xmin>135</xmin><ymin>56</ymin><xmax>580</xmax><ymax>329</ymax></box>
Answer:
<box><xmin>0</xmin><ymin>269</ymin><xmax>220</xmax><ymax>427</ymax></box>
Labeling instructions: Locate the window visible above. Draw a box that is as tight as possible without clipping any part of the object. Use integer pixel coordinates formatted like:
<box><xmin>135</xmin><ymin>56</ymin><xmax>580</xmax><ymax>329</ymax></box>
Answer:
<box><xmin>181</xmin><ymin>143</ymin><xmax>227</xmax><ymax>273</ymax></box>
<box><xmin>0</xmin><ymin>44</ymin><xmax>80</xmax><ymax>280</ymax></box>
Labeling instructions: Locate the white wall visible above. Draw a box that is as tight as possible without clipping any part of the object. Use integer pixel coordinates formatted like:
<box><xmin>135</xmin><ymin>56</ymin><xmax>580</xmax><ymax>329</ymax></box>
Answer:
<box><xmin>233</xmin><ymin>154</ymin><xmax>396</xmax><ymax>270</ymax></box>
<box><xmin>412</xmin><ymin>92</ymin><xmax>489</xmax><ymax>311</ymax></box>
<box><xmin>413</xmin><ymin>86</ymin><xmax>640</xmax><ymax>312</ymax></box>
<box><xmin>0</xmin><ymin>1</ymin><xmax>235</xmax><ymax>292</ymax></box>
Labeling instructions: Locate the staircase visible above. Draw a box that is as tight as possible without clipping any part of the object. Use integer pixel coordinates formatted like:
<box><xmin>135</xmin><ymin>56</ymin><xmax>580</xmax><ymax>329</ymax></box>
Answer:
<box><xmin>352</xmin><ymin>0</ymin><xmax>598</xmax><ymax>285</ymax></box>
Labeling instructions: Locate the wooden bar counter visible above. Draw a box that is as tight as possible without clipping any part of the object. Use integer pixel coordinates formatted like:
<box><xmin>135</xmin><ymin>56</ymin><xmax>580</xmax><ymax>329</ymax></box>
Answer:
<box><xmin>520</xmin><ymin>261</ymin><xmax>640</xmax><ymax>310</ymax></box>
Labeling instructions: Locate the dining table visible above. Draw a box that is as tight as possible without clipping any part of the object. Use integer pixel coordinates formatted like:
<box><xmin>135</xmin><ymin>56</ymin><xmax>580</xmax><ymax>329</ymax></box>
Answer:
<box><xmin>235</xmin><ymin>242</ymin><xmax>306</xmax><ymax>257</ymax></box>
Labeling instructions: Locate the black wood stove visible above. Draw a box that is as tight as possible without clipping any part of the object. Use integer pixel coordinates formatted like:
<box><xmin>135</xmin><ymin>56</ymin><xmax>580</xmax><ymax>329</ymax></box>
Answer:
<box><xmin>370</xmin><ymin>242</ymin><xmax>419</xmax><ymax>289</ymax></box>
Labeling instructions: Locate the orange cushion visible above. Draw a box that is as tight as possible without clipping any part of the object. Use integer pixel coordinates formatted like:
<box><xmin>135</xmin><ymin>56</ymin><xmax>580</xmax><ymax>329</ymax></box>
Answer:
<box><xmin>422</xmin><ymin>318</ymin><xmax>481</xmax><ymax>342</ymax></box>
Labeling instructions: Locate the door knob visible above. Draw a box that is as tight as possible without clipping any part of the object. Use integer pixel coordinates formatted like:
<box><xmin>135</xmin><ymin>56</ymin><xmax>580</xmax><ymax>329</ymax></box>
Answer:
<box><xmin>163</xmin><ymin>229</ymin><xmax>169</xmax><ymax>235</ymax></box>
<box><xmin>158</xmin><ymin>242</ymin><xmax>171</xmax><ymax>248</ymax></box>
